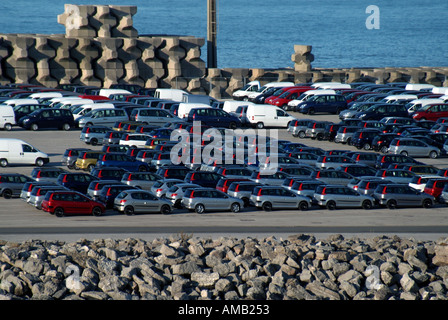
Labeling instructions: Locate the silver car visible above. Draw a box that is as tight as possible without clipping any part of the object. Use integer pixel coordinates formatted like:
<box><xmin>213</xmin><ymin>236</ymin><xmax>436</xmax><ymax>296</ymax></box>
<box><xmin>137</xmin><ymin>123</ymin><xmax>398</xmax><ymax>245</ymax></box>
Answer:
<box><xmin>1</xmin><ymin>173</ymin><xmax>35</xmax><ymax>199</ymax></box>
<box><xmin>77</xmin><ymin>108</ymin><xmax>128</xmax><ymax>128</ymax></box>
<box><xmin>313</xmin><ymin>184</ymin><xmax>376</xmax><ymax>210</ymax></box>
<box><xmin>375</xmin><ymin>169</ymin><xmax>416</xmax><ymax>184</ymax></box>
<box><xmin>372</xmin><ymin>183</ymin><xmax>435</xmax><ymax>209</ymax></box>
<box><xmin>388</xmin><ymin>138</ymin><xmax>440</xmax><ymax>159</ymax></box>
<box><xmin>249</xmin><ymin>185</ymin><xmax>312</xmax><ymax>211</ymax></box>
<box><xmin>79</xmin><ymin>125</ymin><xmax>110</xmax><ymax>145</ymax></box>
<box><xmin>103</xmin><ymin>130</ymin><xmax>125</xmax><ymax>145</ymax></box>
<box><xmin>250</xmin><ymin>171</ymin><xmax>292</xmax><ymax>186</ymax></box>
<box><xmin>150</xmin><ymin>152</ymin><xmax>174</xmax><ymax>170</ymax></box>
<box><xmin>20</xmin><ymin>181</ymin><xmax>57</xmax><ymax>201</ymax></box>
<box><xmin>182</xmin><ymin>187</ymin><xmax>244</xmax><ymax>213</ymax></box>
<box><xmin>114</xmin><ymin>189</ymin><xmax>173</xmax><ymax>215</ymax></box>
<box><xmin>164</xmin><ymin>183</ymin><xmax>201</xmax><ymax>208</ymax></box>
<box><xmin>151</xmin><ymin>179</ymin><xmax>184</xmax><ymax>198</ymax></box>
<box><xmin>315</xmin><ymin>155</ymin><xmax>355</xmax><ymax>170</ymax></box>
<box><xmin>310</xmin><ymin>169</ymin><xmax>354</xmax><ymax>185</ymax></box>
<box><xmin>305</xmin><ymin>121</ymin><xmax>332</xmax><ymax>140</ymax></box>
<box><xmin>289</xmin><ymin>180</ymin><xmax>326</xmax><ymax>201</ymax></box>
<box><xmin>334</xmin><ymin>126</ymin><xmax>360</xmax><ymax>144</ymax></box>
<box><xmin>87</xmin><ymin>180</ymin><xmax>124</xmax><ymax>200</ymax></box>
<box><xmin>290</xmin><ymin>119</ymin><xmax>316</xmax><ymax>138</ymax></box>
<box><xmin>353</xmin><ymin>177</ymin><xmax>394</xmax><ymax>196</ymax></box>
<box><xmin>227</xmin><ymin>181</ymin><xmax>263</xmax><ymax>207</ymax></box>
<box><xmin>121</xmin><ymin>172</ymin><xmax>162</xmax><ymax>191</ymax></box>
<box><xmin>61</xmin><ymin>148</ymin><xmax>91</xmax><ymax>169</ymax></box>
<box><xmin>30</xmin><ymin>167</ymin><xmax>67</xmax><ymax>183</ymax></box>
<box><xmin>28</xmin><ymin>185</ymin><xmax>67</xmax><ymax>209</ymax></box>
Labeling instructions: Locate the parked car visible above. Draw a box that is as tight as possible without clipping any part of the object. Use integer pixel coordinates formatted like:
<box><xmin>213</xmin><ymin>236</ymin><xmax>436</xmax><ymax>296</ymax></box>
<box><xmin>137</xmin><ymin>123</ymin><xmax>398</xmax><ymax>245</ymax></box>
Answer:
<box><xmin>90</xmin><ymin>167</ymin><xmax>129</xmax><ymax>181</ymax></box>
<box><xmin>56</xmin><ymin>172</ymin><xmax>99</xmax><ymax>194</ymax></box>
<box><xmin>354</xmin><ymin>104</ymin><xmax>409</xmax><ymax>121</ymax></box>
<box><xmin>182</xmin><ymin>187</ymin><xmax>244</xmax><ymax>213</ymax></box>
<box><xmin>409</xmin><ymin>175</ymin><xmax>442</xmax><ymax>192</ymax></box>
<box><xmin>388</xmin><ymin>137</ymin><xmax>440</xmax><ymax>159</ymax></box>
<box><xmin>151</xmin><ymin>179</ymin><xmax>185</xmax><ymax>198</ymax></box>
<box><xmin>41</xmin><ymin>191</ymin><xmax>106</xmax><ymax>217</ymax></box>
<box><xmin>30</xmin><ymin>167</ymin><xmax>67</xmax><ymax>183</ymax></box>
<box><xmin>296</xmin><ymin>94</ymin><xmax>347</xmax><ymax>114</ymax></box>
<box><xmin>188</xmin><ymin>107</ymin><xmax>241</xmax><ymax>129</ymax></box>
<box><xmin>354</xmin><ymin>177</ymin><xmax>394</xmax><ymax>196</ymax></box>
<box><xmin>249</xmin><ymin>185</ymin><xmax>312</xmax><ymax>211</ymax></box>
<box><xmin>375</xmin><ymin>169</ymin><xmax>416</xmax><ymax>184</ymax></box>
<box><xmin>0</xmin><ymin>173</ymin><xmax>35</xmax><ymax>199</ymax></box>
<box><xmin>313</xmin><ymin>185</ymin><xmax>375</xmax><ymax>210</ymax></box>
<box><xmin>401</xmin><ymin>164</ymin><xmax>440</xmax><ymax>176</ymax></box>
<box><xmin>289</xmin><ymin>180</ymin><xmax>326</xmax><ymax>202</ymax></box>
<box><xmin>226</xmin><ymin>181</ymin><xmax>263</xmax><ymax>207</ymax></box>
<box><xmin>75</xmin><ymin>151</ymin><xmax>106</xmax><ymax>172</ymax></box>
<box><xmin>164</xmin><ymin>183</ymin><xmax>201</xmax><ymax>208</ymax></box>
<box><xmin>309</xmin><ymin>169</ymin><xmax>354</xmax><ymax>185</ymax></box>
<box><xmin>372</xmin><ymin>184</ymin><xmax>434</xmax><ymax>209</ymax></box>
<box><xmin>334</xmin><ymin>126</ymin><xmax>360</xmax><ymax>144</ymax></box>
<box><xmin>98</xmin><ymin>184</ymin><xmax>138</xmax><ymax>209</ymax></box>
<box><xmin>336</xmin><ymin>164</ymin><xmax>377</xmax><ymax>177</ymax></box>
<box><xmin>28</xmin><ymin>185</ymin><xmax>67</xmax><ymax>209</ymax></box>
<box><xmin>411</xmin><ymin>103</ymin><xmax>448</xmax><ymax>121</ymax></box>
<box><xmin>156</xmin><ymin>166</ymin><xmax>193</xmax><ymax>180</ymax></box>
<box><xmin>315</xmin><ymin>155</ymin><xmax>356</xmax><ymax>170</ymax></box>
<box><xmin>371</xmin><ymin>133</ymin><xmax>400</xmax><ymax>153</ymax></box>
<box><xmin>113</xmin><ymin>189</ymin><xmax>172</xmax><ymax>215</ymax></box>
<box><xmin>87</xmin><ymin>179</ymin><xmax>124</xmax><ymax>200</ymax></box>
<box><xmin>62</xmin><ymin>147</ymin><xmax>91</xmax><ymax>169</ymax></box>
<box><xmin>184</xmin><ymin>171</ymin><xmax>224</xmax><ymax>188</ymax></box>
<box><xmin>79</xmin><ymin>125</ymin><xmax>110</xmax><ymax>146</ymax></box>
<box><xmin>289</xmin><ymin>119</ymin><xmax>315</xmax><ymax>138</ymax></box>
<box><xmin>20</xmin><ymin>108</ymin><xmax>75</xmax><ymax>131</ymax></box>
<box><xmin>347</xmin><ymin>152</ymin><xmax>378</xmax><ymax>167</ymax></box>
<box><xmin>96</xmin><ymin>152</ymin><xmax>151</xmax><ymax>172</ymax></box>
<box><xmin>77</xmin><ymin>108</ymin><xmax>128</xmax><ymax>128</ymax></box>
<box><xmin>288</xmin><ymin>152</ymin><xmax>320</xmax><ymax>166</ymax></box>
<box><xmin>375</xmin><ymin>154</ymin><xmax>423</xmax><ymax>169</ymax></box>
<box><xmin>249</xmin><ymin>171</ymin><xmax>292</xmax><ymax>186</ymax></box>
<box><xmin>350</xmin><ymin>128</ymin><xmax>382</xmax><ymax>150</ymax></box>
<box><xmin>423</xmin><ymin>178</ymin><xmax>448</xmax><ymax>201</ymax></box>
<box><xmin>305</xmin><ymin>121</ymin><xmax>333</xmax><ymax>140</ymax></box>
<box><xmin>120</xmin><ymin>172</ymin><xmax>162</xmax><ymax>190</ymax></box>
<box><xmin>0</xmin><ymin>138</ymin><xmax>49</xmax><ymax>167</ymax></box>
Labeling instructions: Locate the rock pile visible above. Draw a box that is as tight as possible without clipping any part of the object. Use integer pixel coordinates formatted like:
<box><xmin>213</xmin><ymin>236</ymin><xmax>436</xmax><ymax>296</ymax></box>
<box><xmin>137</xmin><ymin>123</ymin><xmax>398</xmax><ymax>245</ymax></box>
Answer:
<box><xmin>1</xmin><ymin>234</ymin><xmax>448</xmax><ymax>300</ymax></box>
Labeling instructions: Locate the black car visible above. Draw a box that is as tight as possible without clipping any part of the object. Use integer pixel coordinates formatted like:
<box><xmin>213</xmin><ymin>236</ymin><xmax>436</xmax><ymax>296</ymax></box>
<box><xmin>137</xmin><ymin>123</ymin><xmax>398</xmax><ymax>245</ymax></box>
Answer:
<box><xmin>184</xmin><ymin>171</ymin><xmax>224</xmax><ymax>188</ymax></box>
<box><xmin>374</xmin><ymin>154</ymin><xmax>424</xmax><ymax>169</ymax></box>
<box><xmin>90</xmin><ymin>167</ymin><xmax>129</xmax><ymax>181</ymax></box>
<box><xmin>350</xmin><ymin>128</ymin><xmax>382</xmax><ymax>150</ymax></box>
<box><xmin>56</xmin><ymin>172</ymin><xmax>99</xmax><ymax>194</ymax></box>
<box><xmin>156</xmin><ymin>165</ymin><xmax>193</xmax><ymax>180</ymax></box>
<box><xmin>323</xmin><ymin>123</ymin><xmax>342</xmax><ymax>142</ymax></box>
<box><xmin>20</xmin><ymin>108</ymin><xmax>75</xmax><ymax>131</ymax></box>
<box><xmin>354</xmin><ymin>103</ymin><xmax>409</xmax><ymax>121</ymax></box>
<box><xmin>13</xmin><ymin>104</ymin><xmax>48</xmax><ymax>124</ymax></box>
<box><xmin>371</xmin><ymin>133</ymin><xmax>400</xmax><ymax>153</ymax></box>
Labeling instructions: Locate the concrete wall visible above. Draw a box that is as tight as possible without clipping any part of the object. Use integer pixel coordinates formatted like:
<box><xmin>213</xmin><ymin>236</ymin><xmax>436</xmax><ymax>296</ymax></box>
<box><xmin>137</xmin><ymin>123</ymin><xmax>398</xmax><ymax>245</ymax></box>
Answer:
<box><xmin>0</xmin><ymin>4</ymin><xmax>446</xmax><ymax>99</ymax></box>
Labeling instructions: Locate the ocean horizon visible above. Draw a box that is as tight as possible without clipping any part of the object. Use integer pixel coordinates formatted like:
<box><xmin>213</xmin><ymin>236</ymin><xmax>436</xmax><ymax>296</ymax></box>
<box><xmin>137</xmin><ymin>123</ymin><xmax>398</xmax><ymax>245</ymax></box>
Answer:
<box><xmin>0</xmin><ymin>0</ymin><xmax>447</xmax><ymax>70</ymax></box>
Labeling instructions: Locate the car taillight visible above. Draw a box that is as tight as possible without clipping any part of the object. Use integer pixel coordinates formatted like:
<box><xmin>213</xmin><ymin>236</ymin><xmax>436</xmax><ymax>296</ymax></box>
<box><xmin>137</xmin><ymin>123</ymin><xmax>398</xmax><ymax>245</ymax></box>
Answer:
<box><xmin>62</xmin><ymin>175</ymin><xmax>68</xmax><ymax>183</ymax></box>
<box><xmin>120</xmin><ymin>199</ymin><xmax>127</xmax><ymax>204</ymax></box>
<box><xmin>158</xmin><ymin>154</ymin><xmax>162</xmax><ymax>160</ymax></box>
<box><xmin>68</xmin><ymin>150</ymin><xmax>73</xmax><ymax>156</ymax></box>
<box><xmin>356</xmin><ymin>154</ymin><xmax>361</xmax><ymax>161</ymax></box>
<box><xmin>98</xmin><ymin>171</ymin><xmax>103</xmax><ymax>178</ymax></box>
<box><xmin>125</xmin><ymin>135</ymin><xmax>130</xmax><ymax>141</ymax></box>
<box><xmin>37</xmin><ymin>189</ymin><xmax>42</xmax><ymax>196</ymax></box>
<box><xmin>190</xmin><ymin>173</ymin><xmax>195</xmax><ymax>180</ymax></box>
<box><xmin>365</xmin><ymin>182</ymin><xmax>371</xmax><ymax>190</ymax></box>
<box><xmin>359</xmin><ymin>132</ymin><xmax>363</xmax><ymax>139</ymax></box>
<box><xmin>382</xmin><ymin>186</ymin><xmax>387</xmax><ymax>194</ymax></box>
<box><xmin>316</xmin><ymin>172</ymin><xmax>321</xmax><ymax>178</ymax></box>
<box><xmin>257</xmin><ymin>189</ymin><xmax>263</xmax><ymax>196</ymax></box>
<box><xmin>127</xmin><ymin>174</ymin><xmax>132</xmax><ymax>181</ymax></box>
<box><xmin>235</xmin><ymin>185</ymin><xmax>240</xmax><ymax>192</ymax></box>
<box><xmin>189</xmin><ymin>191</ymin><xmax>195</xmax><ymax>198</ymax></box>
<box><xmin>28</xmin><ymin>184</ymin><xmax>33</xmax><ymax>191</ymax></box>
<box><xmin>156</xmin><ymin>188</ymin><xmax>163</xmax><ymax>192</ymax></box>
<box><xmin>94</xmin><ymin>183</ymin><xmax>101</xmax><ymax>190</ymax></box>
<box><xmin>381</xmin><ymin>157</ymin><xmax>386</xmax><ymax>163</ymax></box>
<box><xmin>322</xmin><ymin>157</ymin><xmax>327</xmax><ymax>163</ymax></box>
<box><xmin>289</xmin><ymin>179</ymin><xmax>294</xmax><ymax>186</ymax></box>
<box><xmin>36</xmin><ymin>171</ymin><xmax>41</xmax><ymax>178</ymax></box>
<box><xmin>312</xmin><ymin>123</ymin><xmax>317</xmax><ymax>129</ymax></box>
<box><xmin>396</xmin><ymin>140</ymin><xmax>400</xmax><ymax>146</ymax></box>
<box><xmin>321</xmin><ymin>187</ymin><xmax>326</xmax><ymax>195</ymax></box>
<box><xmin>85</xmin><ymin>128</ymin><xmax>90</xmax><ymax>133</ymax></box>
<box><xmin>417</xmin><ymin>177</ymin><xmax>422</xmax><ymax>184</ymax></box>
<box><xmin>343</xmin><ymin>128</ymin><xmax>347</xmax><ymax>133</ymax></box>
<box><xmin>106</xmin><ymin>188</ymin><xmax>112</xmax><ymax>196</ymax></box>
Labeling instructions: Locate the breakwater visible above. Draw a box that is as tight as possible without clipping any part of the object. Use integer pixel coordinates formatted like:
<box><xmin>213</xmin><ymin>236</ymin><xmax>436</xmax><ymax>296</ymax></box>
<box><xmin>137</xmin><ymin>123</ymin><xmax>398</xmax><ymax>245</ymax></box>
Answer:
<box><xmin>0</xmin><ymin>4</ymin><xmax>447</xmax><ymax>99</ymax></box>
<box><xmin>1</xmin><ymin>234</ymin><xmax>448</xmax><ymax>300</ymax></box>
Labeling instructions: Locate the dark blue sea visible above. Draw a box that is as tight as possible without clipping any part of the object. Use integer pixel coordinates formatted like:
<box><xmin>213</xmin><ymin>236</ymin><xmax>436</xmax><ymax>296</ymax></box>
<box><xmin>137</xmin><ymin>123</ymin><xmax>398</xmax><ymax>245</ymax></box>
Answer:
<box><xmin>0</xmin><ymin>0</ymin><xmax>447</xmax><ymax>69</ymax></box>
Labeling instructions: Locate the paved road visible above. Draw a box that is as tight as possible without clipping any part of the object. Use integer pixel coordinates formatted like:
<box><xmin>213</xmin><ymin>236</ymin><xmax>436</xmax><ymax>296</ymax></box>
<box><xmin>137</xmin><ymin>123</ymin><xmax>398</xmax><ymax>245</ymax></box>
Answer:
<box><xmin>1</xmin><ymin>111</ymin><xmax>448</xmax><ymax>242</ymax></box>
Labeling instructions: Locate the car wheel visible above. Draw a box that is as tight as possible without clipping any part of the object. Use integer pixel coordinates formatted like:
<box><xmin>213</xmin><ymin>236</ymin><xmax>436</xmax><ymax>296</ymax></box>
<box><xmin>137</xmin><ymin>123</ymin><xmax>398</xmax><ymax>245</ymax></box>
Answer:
<box><xmin>87</xmin><ymin>164</ymin><xmax>95</xmax><ymax>172</ymax></box>
<box><xmin>54</xmin><ymin>207</ymin><xmax>65</xmax><ymax>217</ymax></box>
<box><xmin>363</xmin><ymin>143</ymin><xmax>371</xmax><ymax>150</ymax></box>
<box><xmin>229</xmin><ymin>122</ymin><xmax>237</xmax><ymax>129</ymax></box>
<box><xmin>400</xmin><ymin>151</ymin><xmax>408</xmax><ymax>157</ymax></box>
<box><xmin>4</xmin><ymin>123</ymin><xmax>12</xmax><ymax>131</ymax></box>
<box><xmin>380</xmin><ymin>146</ymin><xmax>388</xmax><ymax>154</ymax></box>
<box><xmin>35</xmin><ymin>158</ymin><xmax>45</xmax><ymax>167</ymax></box>
<box><xmin>230</xmin><ymin>202</ymin><xmax>241</xmax><ymax>213</ymax></box>
<box><xmin>429</xmin><ymin>151</ymin><xmax>438</xmax><ymax>159</ymax></box>
<box><xmin>326</xmin><ymin>200</ymin><xmax>337</xmax><ymax>210</ymax></box>
<box><xmin>307</xmin><ymin>108</ymin><xmax>315</xmax><ymax>115</ymax></box>
<box><xmin>317</xmin><ymin>133</ymin><xmax>323</xmax><ymax>141</ymax></box>
<box><xmin>362</xmin><ymin>200</ymin><xmax>373</xmax><ymax>210</ymax></box>
<box><xmin>2</xmin><ymin>189</ymin><xmax>13</xmax><ymax>199</ymax></box>
<box><xmin>298</xmin><ymin>201</ymin><xmax>309</xmax><ymax>211</ymax></box>
<box><xmin>346</xmin><ymin>138</ymin><xmax>351</xmax><ymax>145</ymax></box>
<box><xmin>256</xmin><ymin>122</ymin><xmax>264</xmax><ymax>129</ymax></box>
<box><xmin>161</xmin><ymin>204</ymin><xmax>171</xmax><ymax>215</ymax></box>
<box><xmin>298</xmin><ymin>131</ymin><xmax>306</xmax><ymax>139</ymax></box>
<box><xmin>387</xmin><ymin>199</ymin><xmax>397</xmax><ymax>209</ymax></box>
<box><xmin>422</xmin><ymin>199</ymin><xmax>433</xmax><ymax>208</ymax></box>
<box><xmin>92</xmin><ymin>206</ymin><xmax>103</xmax><ymax>216</ymax></box>
<box><xmin>195</xmin><ymin>204</ymin><xmax>205</xmax><ymax>214</ymax></box>
<box><xmin>90</xmin><ymin>138</ymin><xmax>98</xmax><ymax>146</ymax></box>
<box><xmin>31</xmin><ymin>123</ymin><xmax>39</xmax><ymax>131</ymax></box>
<box><xmin>262</xmin><ymin>202</ymin><xmax>272</xmax><ymax>211</ymax></box>
<box><xmin>62</xmin><ymin>123</ymin><xmax>71</xmax><ymax>131</ymax></box>
<box><xmin>124</xmin><ymin>205</ymin><xmax>135</xmax><ymax>215</ymax></box>
<box><xmin>0</xmin><ymin>159</ymin><xmax>8</xmax><ymax>167</ymax></box>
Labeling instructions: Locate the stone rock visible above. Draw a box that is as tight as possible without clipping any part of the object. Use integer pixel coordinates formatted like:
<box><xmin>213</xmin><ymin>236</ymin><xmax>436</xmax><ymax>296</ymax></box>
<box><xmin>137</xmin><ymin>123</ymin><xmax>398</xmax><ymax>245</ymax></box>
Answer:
<box><xmin>191</xmin><ymin>272</ymin><xmax>220</xmax><ymax>288</ymax></box>
<box><xmin>306</xmin><ymin>282</ymin><xmax>341</xmax><ymax>300</ymax></box>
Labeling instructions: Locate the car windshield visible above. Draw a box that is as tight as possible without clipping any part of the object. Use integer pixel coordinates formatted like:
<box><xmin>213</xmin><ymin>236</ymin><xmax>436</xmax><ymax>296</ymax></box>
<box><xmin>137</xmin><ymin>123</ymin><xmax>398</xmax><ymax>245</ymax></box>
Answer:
<box><xmin>72</xmin><ymin>107</ymin><xmax>83</xmax><ymax>114</ymax></box>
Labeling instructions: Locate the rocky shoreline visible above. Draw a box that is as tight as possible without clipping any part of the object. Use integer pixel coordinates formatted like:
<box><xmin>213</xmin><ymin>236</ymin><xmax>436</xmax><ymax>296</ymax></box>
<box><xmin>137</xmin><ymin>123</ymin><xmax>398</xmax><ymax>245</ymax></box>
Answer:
<box><xmin>1</xmin><ymin>234</ymin><xmax>448</xmax><ymax>300</ymax></box>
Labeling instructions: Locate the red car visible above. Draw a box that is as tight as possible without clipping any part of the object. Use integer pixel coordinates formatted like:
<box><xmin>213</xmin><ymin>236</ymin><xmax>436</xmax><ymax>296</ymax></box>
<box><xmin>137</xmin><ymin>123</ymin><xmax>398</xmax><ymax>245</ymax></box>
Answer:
<box><xmin>41</xmin><ymin>191</ymin><xmax>106</xmax><ymax>217</ymax></box>
<box><xmin>269</xmin><ymin>87</ymin><xmax>313</xmax><ymax>110</ymax></box>
<box><xmin>412</xmin><ymin>103</ymin><xmax>448</xmax><ymax>121</ymax></box>
<box><xmin>423</xmin><ymin>178</ymin><xmax>448</xmax><ymax>199</ymax></box>
<box><xmin>264</xmin><ymin>87</ymin><xmax>296</xmax><ymax>105</ymax></box>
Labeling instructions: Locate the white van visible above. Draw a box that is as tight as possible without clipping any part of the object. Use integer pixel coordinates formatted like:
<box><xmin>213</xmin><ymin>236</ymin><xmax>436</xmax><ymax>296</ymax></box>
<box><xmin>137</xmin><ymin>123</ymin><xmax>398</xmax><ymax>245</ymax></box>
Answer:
<box><xmin>154</xmin><ymin>89</ymin><xmax>188</xmax><ymax>102</ymax></box>
<box><xmin>232</xmin><ymin>81</ymin><xmax>261</xmax><ymax>101</ymax></box>
<box><xmin>181</xmin><ymin>93</ymin><xmax>215</xmax><ymax>105</ymax></box>
<box><xmin>3</xmin><ymin>99</ymin><xmax>39</xmax><ymax>107</ymax></box>
<box><xmin>383</xmin><ymin>94</ymin><xmax>418</xmax><ymax>104</ymax></box>
<box><xmin>0</xmin><ymin>105</ymin><xmax>16</xmax><ymax>130</ymax></box>
<box><xmin>0</xmin><ymin>138</ymin><xmax>49</xmax><ymax>167</ymax></box>
<box><xmin>223</xmin><ymin>100</ymin><xmax>255</xmax><ymax>114</ymax></box>
<box><xmin>28</xmin><ymin>92</ymin><xmax>64</xmax><ymax>100</ymax></box>
<box><xmin>98</xmin><ymin>89</ymin><xmax>132</xmax><ymax>98</ymax></box>
<box><xmin>405</xmin><ymin>98</ymin><xmax>444</xmax><ymax>113</ymax></box>
<box><xmin>287</xmin><ymin>89</ymin><xmax>336</xmax><ymax>108</ymax></box>
<box><xmin>311</xmin><ymin>82</ymin><xmax>343</xmax><ymax>88</ymax></box>
<box><xmin>405</xmin><ymin>84</ymin><xmax>435</xmax><ymax>91</ymax></box>
<box><xmin>247</xmin><ymin>81</ymin><xmax>295</xmax><ymax>101</ymax></box>
<box><xmin>432</xmin><ymin>87</ymin><xmax>448</xmax><ymax>95</ymax></box>
<box><xmin>176</xmin><ymin>103</ymin><xmax>211</xmax><ymax>119</ymax></box>
<box><xmin>315</xmin><ymin>83</ymin><xmax>351</xmax><ymax>90</ymax></box>
<box><xmin>245</xmin><ymin>104</ymin><xmax>295</xmax><ymax>129</ymax></box>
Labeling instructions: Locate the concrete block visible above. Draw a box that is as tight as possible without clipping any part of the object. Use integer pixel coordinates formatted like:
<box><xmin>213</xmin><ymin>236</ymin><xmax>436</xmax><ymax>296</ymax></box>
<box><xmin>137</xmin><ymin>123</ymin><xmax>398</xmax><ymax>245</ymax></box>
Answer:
<box><xmin>291</xmin><ymin>45</ymin><xmax>314</xmax><ymax>72</ymax></box>
<box><xmin>4</xmin><ymin>35</ymin><xmax>35</xmax><ymax>69</ymax></box>
<box><xmin>48</xmin><ymin>37</ymin><xmax>78</xmax><ymax>70</ymax></box>
<box><xmin>109</xmin><ymin>5</ymin><xmax>138</xmax><ymax>38</ymax></box>
<box><xmin>95</xmin><ymin>38</ymin><xmax>124</xmax><ymax>69</ymax></box>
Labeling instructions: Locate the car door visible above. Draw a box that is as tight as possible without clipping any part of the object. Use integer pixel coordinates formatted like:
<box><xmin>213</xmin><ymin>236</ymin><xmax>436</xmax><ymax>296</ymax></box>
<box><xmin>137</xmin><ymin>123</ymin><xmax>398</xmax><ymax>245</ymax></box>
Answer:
<box><xmin>275</xmin><ymin>109</ymin><xmax>292</xmax><ymax>127</ymax></box>
<box><xmin>279</xmin><ymin>188</ymin><xmax>299</xmax><ymax>208</ymax></box>
<box><xmin>72</xmin><ymin>192</ymin><xmax>92</xmax><ymax>214</ymax></box>
<box><xmin>210</xmin><ymin>190</ymin><xmax>230</xmax><ymax>210</ymax></box>
<box><xmin>38</xmin><ymin>110</ymin><xmax>53</xmax><ymax>128</ymax></box>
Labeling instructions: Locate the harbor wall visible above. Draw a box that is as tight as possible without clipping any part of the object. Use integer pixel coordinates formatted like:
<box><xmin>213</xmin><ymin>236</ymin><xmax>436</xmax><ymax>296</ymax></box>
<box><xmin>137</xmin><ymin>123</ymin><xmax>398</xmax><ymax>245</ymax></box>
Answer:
<box><xmin>0</xmin><ymin>4</ymin><xmax>447</xmax><ymax>99</ymax></box>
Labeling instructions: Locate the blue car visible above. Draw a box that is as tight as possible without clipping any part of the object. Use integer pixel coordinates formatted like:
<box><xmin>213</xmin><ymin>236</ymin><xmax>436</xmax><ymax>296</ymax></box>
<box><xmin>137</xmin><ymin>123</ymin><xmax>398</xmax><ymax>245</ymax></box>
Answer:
<box><xmin>57</xmin><ymin>173</ymin><xmax>99</xmax><ymax>194</ymax></box>
<box><xmin>96</xmin><ymin>152</ymin><xmax>151</xmax><ymax>172</ymax></box>
<box><xmin>187</xmin><ymin>107</ymin><xmax>241</xmax><ymax>129</ymax></box>
<box><xmin>296</xmin><ymin>94</ymin><xmax>347</xmax><ymax>114</ymax></box>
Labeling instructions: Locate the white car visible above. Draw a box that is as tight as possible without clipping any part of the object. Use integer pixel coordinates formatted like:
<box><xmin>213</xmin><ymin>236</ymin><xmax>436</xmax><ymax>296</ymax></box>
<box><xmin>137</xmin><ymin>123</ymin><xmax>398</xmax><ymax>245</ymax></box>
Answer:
<box><xmin>119</xmin><ymin>133</ymin><xmax>152</xmax><ymax>148</ymax></box>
